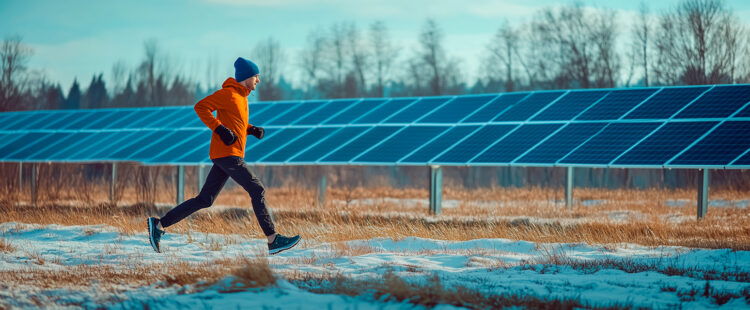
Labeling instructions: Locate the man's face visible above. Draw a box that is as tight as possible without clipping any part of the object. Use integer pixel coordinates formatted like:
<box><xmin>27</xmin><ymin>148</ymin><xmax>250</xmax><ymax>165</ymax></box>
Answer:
<box><xmin>242</xmin><ymin>75</ymin><xmax>260</xmax><ymax>92</ymax></box>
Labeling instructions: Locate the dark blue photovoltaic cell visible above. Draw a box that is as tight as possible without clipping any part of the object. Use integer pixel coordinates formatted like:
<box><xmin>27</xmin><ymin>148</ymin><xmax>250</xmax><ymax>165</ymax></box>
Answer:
<box><xmin>16</xmin><ymin>112</ymin><xmax>59</xmax><ymax>130</ymax></box>
<box><xmin>325</xmin><ymin>99</ymin><xmax>387</xmax><ymax>124</ymax></box>
<box><xmin>401</xmin><ymin>126</ymin><xmax>480</xmax><ymax>163</ymax></box>
<box><xmin>295</xmin><ymin>100</ymin><xmax>356</xmax><ymax>125</ymax></box>
<box><xmin>252</xmin><ymin>102</ymin><xmax>297</xmax><ymax>126</ymax></box>
<box><xmin>0</xmin><ymin>132</ymin><xmax>20</xmax><ymax>150</ymax></box>
<box><xmin>0</xmin><ymin>113</ymin><xmax>17</xmax><ymax>129</ymax></box>
<box><xmin>65</xmin><ymin>110</ymin><xmax>114</xmax><ymax>130</ymax></box>
<box><xmin>124</xmin><ymin>109</ymin><xmax>170</xmax><ymax>129</ymax></box>
<box><xmin>180</xmin><ymin>112</ymin><xmax>206</xmax><ymax>128</ymax></box>
<box><xmin>625</xmin><ymin>87</ymin><xmax>709</xmax><ymax>119</ymax></box>
<box><xmin>128</xmin><ymin>130</ymin><xmax>192</xmax><ymax>160</ymax></box>
<box><xmin>354</xmin><ymin>126</ymin><xmax>449</xmax><ymax>162</ymax></box>
<box><xmin>384</xmin><ymin>98</ymin><xmax>449</xmax><ymax>123</ymax></box>
<box><xmin>101</xmin><ymin>110</ymin><xmax>140</xmax><ymax>129</ymax></box>
<box><xmin>161</xmin><ymin>110</ymin><xmax>197</xmax><ymax>129</ymax></box>
<box><xmin>675</xmin><ymin>85</ymin><xmax>750</xmax><ymax>119</ymax></box>
<box><xmin>173</xmin><ymin>141</ymin><xmax>211</xmax><ymax>164</ymax></box>
<box><xmin>108</xmin><ymin>130</ymin><xmax>171</xmax><ymax>160</ymax></box>
<box><xmin>79</xmin><ymin>111</ymin><xmax>125</xmax><ymax>129</ymax></box>
<box><xmin>732</xmin><ymin>150</ymin><xmax>750</xmax><ymax>166</ymax></box>
<box><xmin>493</xmin><ymin>91</ymin><xmax>565</xmax><ymax>122</ymax></box>
<box><xmin>433</xmin><ymin>125</ymin><xmax>516</xmax><ymax>163</ymax></box>
<box><xmin>28</xmin><ymin>132</ymin><xmax>97</xmax><ymax>160</ymax></box>
<box><xmin>321</xmin><ymin>126</ymin><xmax>401</xmax><ymax>162</ymax></box>
<box><xmin>354</xmin><ymin>99</ymin><xmax>417</xmax><ymax>124</ymax></box>
<box><xmin>67</xmin><ymin>131</ymin><xmax>139</xmax><ymax>160</ymax></box>
<box><xmin>472</xmin><ymin>124</ymin><xmax>562</xmax><ymax>163</ymax></box>
<box><xmin>0</xmin><ymin>132</ymin><xmax>46</xmax><ymax>158</ymax></box>
<box><xmin>5</xmin><ymin>132</ymin><xmax>69</xmax><ymax>159</ymax></box>
<box><xmin>262</xmin><ymin>127</ymin><xmax>339</xmax><ymax>162</ymax></box>
<box><xmin>148</xmin><ymin>130</ymin><xmax>210</xmax><ymax>163</ymax></box>
<box><xmin>671</xmin><ymin>121</ymin><xmax>750</xmax><ymax>165</ymax></box>
<box><xmin>290</xmin><ymin>127</ymin><xmax>369</xmax><ymax>162</ymax></box>
<box><xmin>43</xmin><ymin>132</ymin><xmax>108</xmax><ymax>161</ymax></box>
<box><xmin>560</xmin><ymin>122</ymin><xmax>661</xmax><ymax>164</ymax></box>
<box><xmin>244</xmin><ymin>128</ymin><xmax>312</xmax><ymax>162</ymax></box>
<box><xmin>147</xmin><ymin>109</ymin><xmax>188</xmax><ymax>129</ymax></box>
<box><xmin>736</xmin><ymin>103</ymin><xmax>750</xmax><ymax>118</ymax></box>
<box><xmin>0</xmin><ymin>113</ymin><xmax>34</xmax><ymax>130</ymax></box>
<box><xmin>577</xmin><ymin>89</ymin><xmax>658</xmax><ymax>120</ymax></box>
<box><xmin>532</xmin><ymin>91</ymin><xmax>609</xmax><ymax>121</ymax></box>
<box><xmin>417</xmin><ymin>95</ymin><xmax>498</xmax><ymax>123</ymax></box>
<box><xmin>268</xmin><ymin>101</ymin><xmax>326</xmax><ymax>125</ymax></box>
<box><xmin>38</xmin><ymin>111</ymin><xmax>80</xmax><ymax>130</ymax></box>
<box><xmin>516</xmin><ymin>123</ymin><xmax>608</xmax><ymax>164</ymax></box>
<box><xmin>614</xmin><ymin>121</ymin><xmax>718</xmax><ymax>165</ymax></box>
<box><xmin>462</xmin><ymin>93</ymin><xmax>528</xmax><ymax>123</ymax></box>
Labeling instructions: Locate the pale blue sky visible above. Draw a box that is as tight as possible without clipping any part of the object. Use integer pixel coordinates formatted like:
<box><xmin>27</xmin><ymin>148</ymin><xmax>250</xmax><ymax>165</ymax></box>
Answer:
<box><xmin>2</xmin><ymin>0</ymin><xmax>749</xmax><ymax>91</ymax></box>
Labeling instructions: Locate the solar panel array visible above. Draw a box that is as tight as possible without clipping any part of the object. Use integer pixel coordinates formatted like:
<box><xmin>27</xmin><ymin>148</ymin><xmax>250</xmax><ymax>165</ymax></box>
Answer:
<box><xmin>1</xmin><ymin>84</ymin><xmax>749</xmax><ymax>169</ymax></box>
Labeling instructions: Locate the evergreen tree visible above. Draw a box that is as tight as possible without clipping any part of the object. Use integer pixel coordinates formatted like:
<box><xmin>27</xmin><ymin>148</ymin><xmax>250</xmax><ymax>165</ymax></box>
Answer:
<box><xmin>44</xmin><ymin>83</ymin><xmax>65</xmax><ymax>109</ymax></box>
<box><xmin>83</xmin><ymin>74</ymin><xmax>108</xmax><ymax>108</ymax></box>
<box><xmin>65</xmin><ymin>79</ymin><xmax>81</xmax><ymax>109</ymax></box>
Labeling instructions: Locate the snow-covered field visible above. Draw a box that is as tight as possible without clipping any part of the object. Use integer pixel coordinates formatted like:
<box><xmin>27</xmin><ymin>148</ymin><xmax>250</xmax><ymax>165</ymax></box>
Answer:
<box><xmin>1</xmin><ymin>222</ymin><xmax>749</xmax><ymax>309</ymax></box>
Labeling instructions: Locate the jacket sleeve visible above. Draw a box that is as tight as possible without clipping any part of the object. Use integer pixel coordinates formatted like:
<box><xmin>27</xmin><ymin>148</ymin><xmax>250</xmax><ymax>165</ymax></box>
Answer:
<box><xmin>194</xmin><ymin>90</ymin><xmax>227</xmax><ymax>130</ymax></box>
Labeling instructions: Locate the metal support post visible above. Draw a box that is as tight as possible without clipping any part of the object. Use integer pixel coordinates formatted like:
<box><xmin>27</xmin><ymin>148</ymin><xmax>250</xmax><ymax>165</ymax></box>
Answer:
<box><xmin>110</xmin><ymin>163</ymin><xmax>117</xmax><ymax>204</ymax></box>
<box><xmin>176</xmin><ymin>165</ymin><xmax>185</xmax><ymax>205</ymax></box>
<box><xmin>30</xmin><ymin>163</ymin><xmax>37</xmax><ymax>206</ymax></box>
<box><xmin>18</xmin><ymin>162</ymin><xmax>23</xmax><ymax>191</ymax></box>
<box><xmin>429</xmin><ymin>165</ymin><xmax>443</xmax><ymax>215</ymax></box>
<box><xmin>697</xmin><ymin>168</ymin><xmax>709</xmax><ymax>219</ymax></box>
<box><xmin>317</xmin><ymin>170</ymin><xmax>327</xmax><ymax>207</ymax></box>
<box><xmin>565</xmin><ymin>166</ymin><xmax>574</xmax><ymax>209</ymax></box>
<box><xmin>197</xmin><ymin>164</ymin><xmax>206</xmax><ymax>192</ymax></box>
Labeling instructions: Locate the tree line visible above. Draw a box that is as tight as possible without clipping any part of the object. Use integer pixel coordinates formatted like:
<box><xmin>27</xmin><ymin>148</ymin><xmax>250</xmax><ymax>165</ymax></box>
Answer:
<box><xmin>1</xmin><ymin>0</ymin><xmax>748</xmax><ymax>112</ymax></box>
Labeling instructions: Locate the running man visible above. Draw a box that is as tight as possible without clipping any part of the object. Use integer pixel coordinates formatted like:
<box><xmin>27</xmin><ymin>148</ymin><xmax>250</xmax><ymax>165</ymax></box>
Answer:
<box><xmin>147</xmin><ymin>57</ymin><xmax>300</xmax><ymax>255</ymax></box>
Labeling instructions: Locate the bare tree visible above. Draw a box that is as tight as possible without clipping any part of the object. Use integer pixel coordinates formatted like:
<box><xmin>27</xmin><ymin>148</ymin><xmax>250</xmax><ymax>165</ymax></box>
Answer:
<box><xmin>485</xmin><ymin>21</ymin><xmax>520</xmax><ymax>92</ymax></box>
<box><xmin>346</xmin><ymin>23</ymin><xmax>368</xmax><ymax>97</ymax></box>
<box><xmin>420</xmin><ymin>19</ymin><xmax>445</xmax><ymax>95</ymax></box>
<box><xmin>300</xmin><ymin>29</ymin><xmax>327</xmax><ymax>98</ymax></box>
<box><xmin>253</xmin><ymin>37</ymin><xmax>285</xmax><ymax>101</ymax></box>
<box><xmin>632</xmin><ymin>2</ymin><xmax>651</xmax><ymax>86</ymax></box>
<box><xmin>653</xmin><ymin>0</ymin><xmax>746</xmax><ymax>85</ymax></box>
<box><xmin>369</xmin><ymin>21</ymin><xmax>398</xmax><ymax>97</ymax></box>
<box><xmin>0</xmin><ymin>36</ymin><xmax>33</xmax><ymax>111</ymax></box>
<box><xmin>137</xmin><ymin>39</ymin><xmax>173</xmax><ymax>106</ymax></box>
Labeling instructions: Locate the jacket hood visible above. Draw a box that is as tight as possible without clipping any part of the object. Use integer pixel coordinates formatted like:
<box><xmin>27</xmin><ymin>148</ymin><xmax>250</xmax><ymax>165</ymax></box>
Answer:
<box><xmin>222</xmin><ymin>77</ymin><xmax>250</xmax><ymax>97</ymax></box>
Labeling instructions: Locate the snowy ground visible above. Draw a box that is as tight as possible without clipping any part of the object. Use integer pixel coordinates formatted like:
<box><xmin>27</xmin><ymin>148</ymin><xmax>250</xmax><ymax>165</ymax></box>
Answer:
<box><xmin>1</xmin><ymin>222</ymin><xmax>749</xmax><ymax>309</ymax></box>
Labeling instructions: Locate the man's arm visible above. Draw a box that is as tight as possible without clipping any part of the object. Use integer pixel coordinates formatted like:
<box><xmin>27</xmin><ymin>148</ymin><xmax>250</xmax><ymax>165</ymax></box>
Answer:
<box><xmin>195</xmin><ymin>90</ymin><xmax>237</xmax><ymax>145</ymax></box>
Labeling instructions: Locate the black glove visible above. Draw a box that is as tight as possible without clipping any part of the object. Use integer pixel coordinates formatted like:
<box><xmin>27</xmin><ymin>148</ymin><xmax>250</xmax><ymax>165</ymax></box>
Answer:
<box><xmin>214</xmin><ymin>124</ymin><xmax>237</xmax><ymax>145</ymax></box>
<box><xmin>248</xmin><ymin>126</ymin><xmax>265</xmax><ymax>140</ymax></box>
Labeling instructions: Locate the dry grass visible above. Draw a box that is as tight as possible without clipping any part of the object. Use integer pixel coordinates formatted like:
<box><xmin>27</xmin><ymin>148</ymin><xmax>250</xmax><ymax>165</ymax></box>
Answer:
<box><xmin>1</xmin><ymin>186</ymin><xmax>749</xmax><ymax>250</ymax></box>
<box><xmin>0</xmin><ymin>238</ymin><xmax>16</xmax><ymax>253</ymax></box>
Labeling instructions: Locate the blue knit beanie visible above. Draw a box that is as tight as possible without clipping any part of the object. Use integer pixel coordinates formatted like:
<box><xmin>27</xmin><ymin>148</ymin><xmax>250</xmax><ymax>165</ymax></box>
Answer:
<box><xmin>234</xmin><ymin>57</ymin><xmax>260</xmax><ymax>82</ymax></box>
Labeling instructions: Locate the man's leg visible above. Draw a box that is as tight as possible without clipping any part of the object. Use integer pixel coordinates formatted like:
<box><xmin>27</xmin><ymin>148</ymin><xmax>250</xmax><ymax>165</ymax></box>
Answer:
<box><xmin>159</xmin><ymin>164</ymin><xmax>229</xmax><ymax>228</ymax></box>
<box><xmin>212</xmin><ymin>156</ymin><xmax>276</xmax><ymax>237</ymax></box>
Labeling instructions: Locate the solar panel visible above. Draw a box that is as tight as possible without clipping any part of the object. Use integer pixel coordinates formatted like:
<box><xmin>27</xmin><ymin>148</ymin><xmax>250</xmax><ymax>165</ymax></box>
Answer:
<box><xmin>624</xmin><ymin>86</ymin><xmax>709</xmax><ymax>119</ymax></box>
<box><xmin>0</xmin><ymin>132</ymin><xmax>46</xmax><ymax>159</ymax></box>
<box><xmin>515</xmin><ymin>122</ymin><xmax>608</xmax><ymax>164</ymax></box>
<box><xmin>251</xmin><ymin>101</ymin><xmax>297</xmax><ymax>126</ymax></box>
<box><xmin>67</xmin><ymin>131</ymin><xmax>140</xmax><ymax>160</ymax></box>
<box><xmin>324</xmin><ymin>99</ymin><xmax>388</xmax><ymax>125</ymax></box>
<box><xmin>354</xmin><ymin>126</ymin><xmax>450</xmax><ymax>163</ymax></box>
<box><xmin>400</xmin><ymin>126</ymin><xmax>480</xmax><ymax>163</ymax></box>
<box><xmin>82</xmin><ymin>110</ymin><xmax>127</xmax><ymax>129</ymax></box>
<box><xmin>384</xmin><ymin>97</ymin><xmax>450</xmax><ymax>123</ymax></box>
<box><xmin>432</xmin><ymin>125</ymin><xmax>516</xmax><ymax>163</ymax></box>
<box><xmin>160</xmin><ymin>109</ymin><xmax>197</xmax><ymax>129</ymax></box>
<box><xmin>289</xmin><ymin>127</ymin><xmax>369</xmax><ymax>162</ymax></box>
<box><xmin>38</xmin><ymin>111</ymin><xmax>80</xmax><ymax>130</ymax></box>
<box><xmin>462</xmin><ymin>93</ymin><xmax>528</xmax><ymax>123</ymax></box>
<box><xmin>244</xmin><ymin>127</ymin><xmax>312</xmax><ymax>162</ymax></box>
<box><xmin>670</xmin><ymin>121</ymin><xmax>750</xmax><ymax>165</ymax></box>
<box><xmin>320</xmin><ymin>126</ymin><xmax>401</xmax><ymax>163</ymax></box>
<box><xmin>126</xmin><ymin>109</ymin><xmax>171</xmax><ymax>129</ymax></box>
<box><xmin>173</xmin><ymin>141</ymin><xmax>211</xmax><ymax>164</ymax></box>
<box><xmin>268</xmin><ymin>101</ymin><xmax>326</xmax><ymax>125</ymax></box>
<box><xmin>28</xmin><ymin>132</ymin><xmax>96</xmax><ymax>160</ymax></box>
<box><xmin>101</xmin><ymin>110</ymin><xmax>140</xmax><ymax>129</ymax></box>
<box><xmin>0</xmin><ymin>132</ymin><xmax>21</xmax><ymax>151</ymax></box>
<box><xmin>63</xmin><ymin>110</ymin><xmax>113</xmax><ymax>130</ymax></box>
<box><xmin>353</xmin><ymin>98</ymin><xmax>416</xmax><ymax>124</ymax></box>
<box><xmin>675</xmin><ymin>85</ymin><xmax>750</xmax><ymax>119</ymax></box>
<box><xmin>614</xmin><ymin>121</ymin><xmax>718</xmax><ymax>165</ymax></box>
<box><xmin>731</xmin><ymin>150</ymin><xmax>750</xmax><ymax>166</ymax></box>
<box><xmin>577</xmin><ymin>88</ymin><xmax>658</xmax><ymax>120</ymax></box>
<box><xmin>294</xmin><ymin>99</ymin><xmax>357</xmax><ymax>125</ymax></box>
<box><xmin>148</xmin><ymin>129</ymin><xmax>209</xmax><ymax>163</ymax></box>
<box><xmin>417</xmin><ymin>95</ymin><xmax>497</xmax><ymax>123</ymax></box>
<box><xmin>108</xmin><ymin>130</ymin><xmax>172</xmax><ymax>160</ymax></box>
<box><xmin>492</xmin><ymin>91</ymin><xmax>565</xmax><ymax>122</ymax></box>
<box><xmin>532</xmin><ymin>91</ymin><xmax>608</xmax><ymax>121</ymax></box>
<box><xmin>16</xmin><ymin>111</ymin><xmax>59</xmax><ymax>130</ymax></box>
<box><xmin>127</xmin><ymin>130</ymin><xmax>191</xmax><ymax>161</ymax></box>
<box><xmin>4</xmin><ymin>132</ymin><xmax>69</xmax><ymax>160</ymax></box>
<box><xmin>472</xmin><ymin>124</ymin><xmax>562</xmax><ymax>163</ymax></box>
<box><xmin>559</xmin><ymin>122</ymin><xmax>661</xmax><ymax>164</ymax></box>
<box><xmin>261</xmin><ymin>127</ymin><xmax>339</xmax><ymax>163</ymax></box>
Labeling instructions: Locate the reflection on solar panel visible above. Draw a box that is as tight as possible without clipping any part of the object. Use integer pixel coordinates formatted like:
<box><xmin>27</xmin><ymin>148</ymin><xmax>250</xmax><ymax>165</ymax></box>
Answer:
<box><xmin>577</xmin><ymin>89</ymin><xmax>658</xmax><ymax>120</ymax></box>
<box><xmin>0</xmin><ymin>84</ymin><xmax>748</xmax><ymax>169</ymax></box>
<box><xmin>560</xmin><ymin>123</ymin><xmax>661</xmax><ymax>164</ymax></box>
<box><xmin>670</xmin><ymin>121</ymin><xmax>750</xmax><ymax>165</ymax></box>
<box><xmin>675</xmin><ymin>85</ymin><xmax>750</xmax><ymax>119</ymax></box>
<box><xmin>614</xmin><ymin>122</ymin><xmax>718</xmax><ymax>165</ymax></box>
<box><xmin>472</xmin><ymin>124</ymin><xmax>562</xmax><ymax>163</ymax></box>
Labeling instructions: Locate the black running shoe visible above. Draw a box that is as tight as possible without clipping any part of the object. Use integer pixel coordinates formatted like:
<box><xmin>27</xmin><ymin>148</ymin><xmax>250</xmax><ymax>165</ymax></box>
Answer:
<box><xmin>147</xmin><ymin>217</ymin><xmax>165</xmax><ymax>253</ymax></box>
<box><xmin>268</xmin><ymin>234</ymin><xmax>300</xmax><ymax>255</ymax></box>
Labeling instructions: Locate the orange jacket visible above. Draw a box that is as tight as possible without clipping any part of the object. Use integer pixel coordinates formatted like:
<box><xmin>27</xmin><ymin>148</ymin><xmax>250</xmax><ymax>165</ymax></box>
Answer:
<box><xmin>194</xmin><ymin>77</ymin><xmax>256</xmax><ymax>159</ymax></box>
